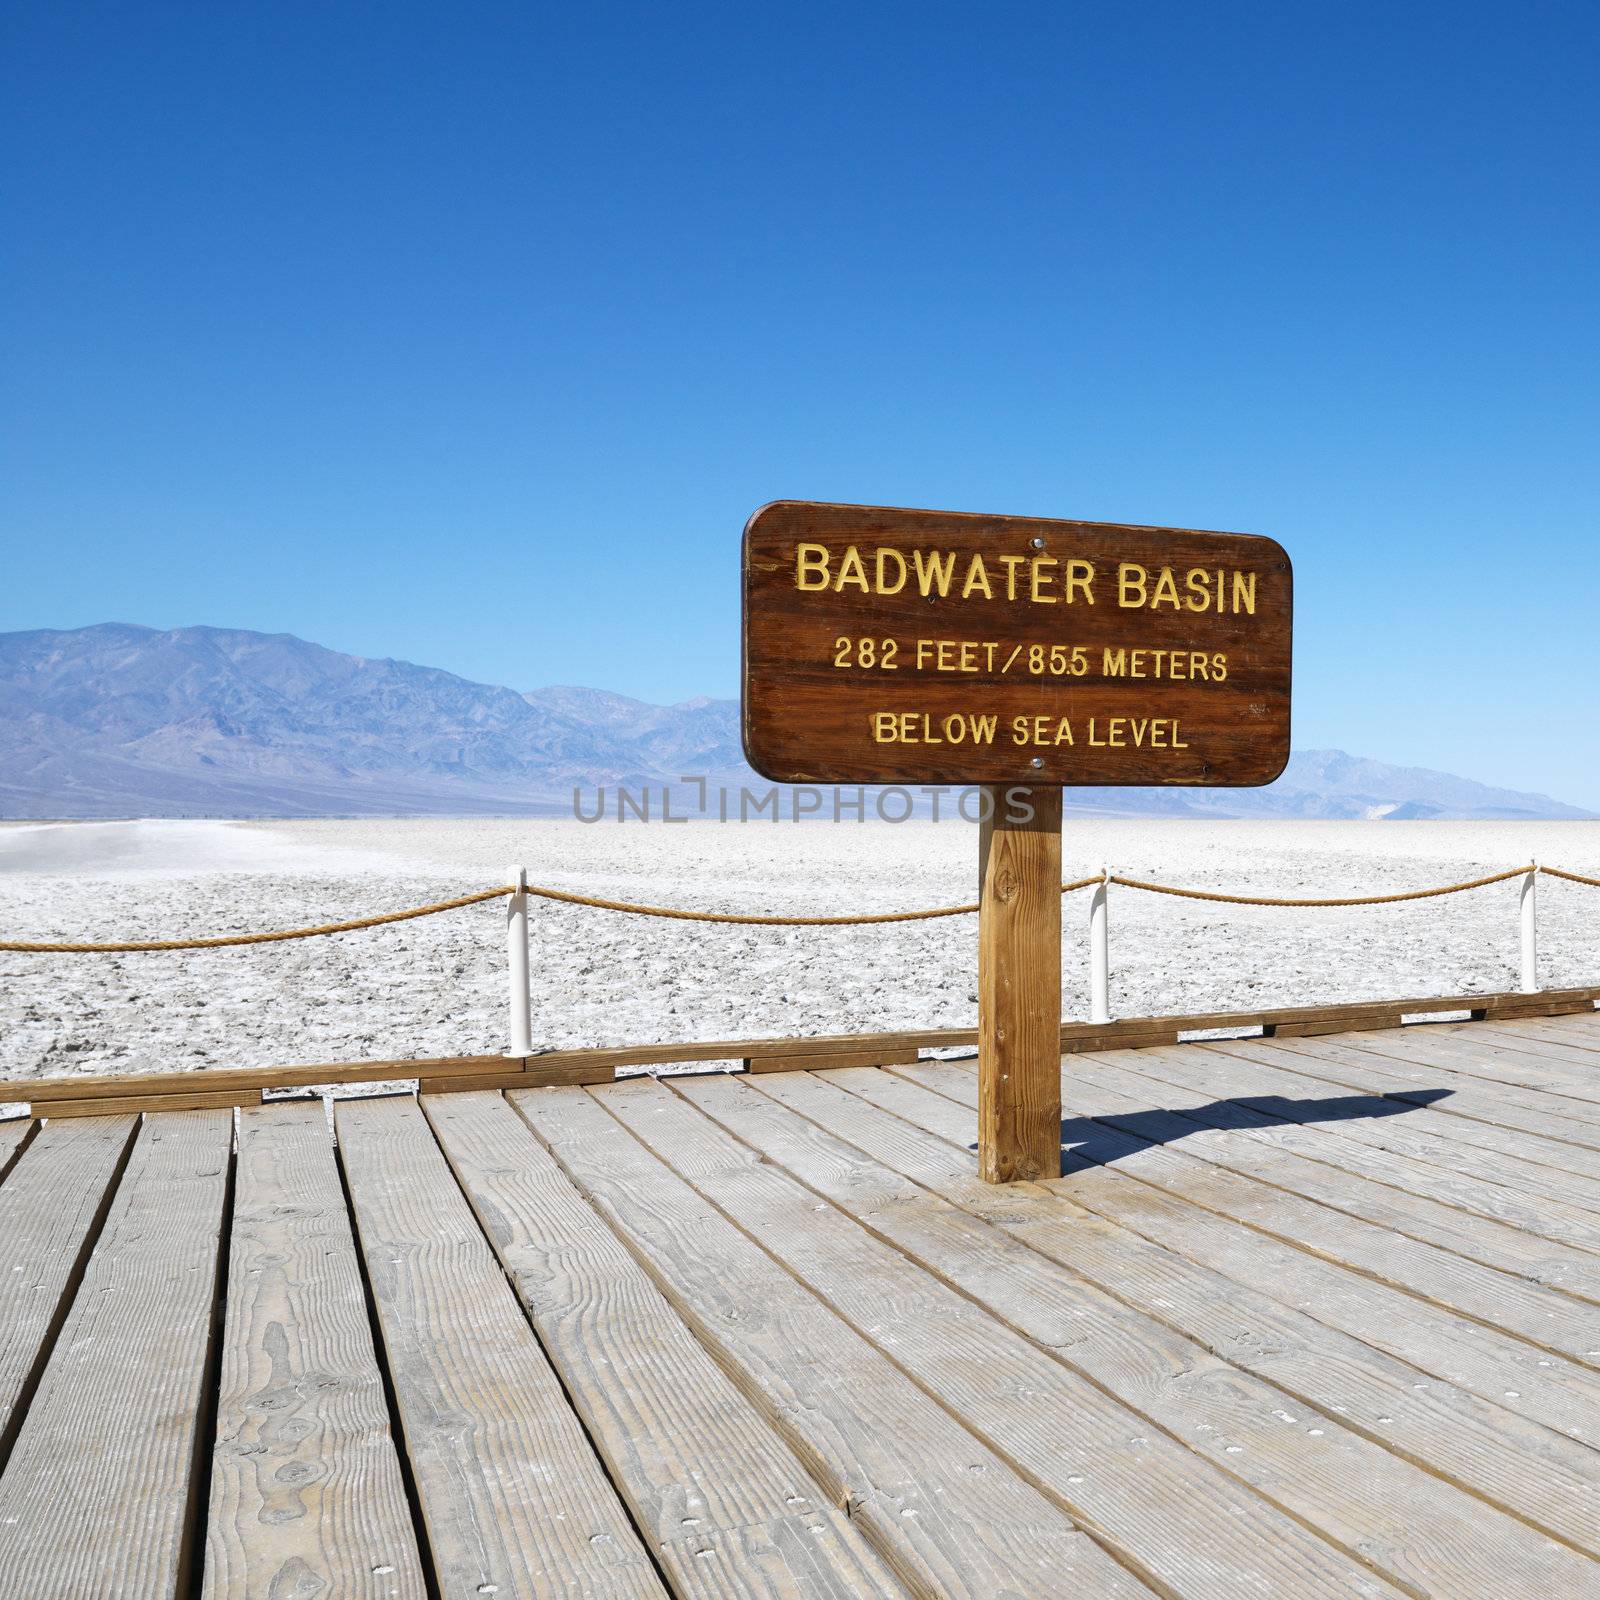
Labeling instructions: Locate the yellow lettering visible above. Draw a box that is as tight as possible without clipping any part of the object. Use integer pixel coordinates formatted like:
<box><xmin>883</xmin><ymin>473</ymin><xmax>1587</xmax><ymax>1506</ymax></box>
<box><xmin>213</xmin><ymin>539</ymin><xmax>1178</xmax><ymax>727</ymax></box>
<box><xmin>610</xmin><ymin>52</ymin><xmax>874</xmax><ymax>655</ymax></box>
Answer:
<box><xmin>912</xmin><ymin>549</ymin><xmax>957</xmax><ymax>596</ymax></box>
<box><xmin>1151</xmin><ymin>568</ymin><xmax>1181</xmax><ymax>609</ymax></box>
<box><xmin>1102</xmin><ymin>647</ymin><xmax>1126</xmax><ymax>677</ymax></box>
<box><xmin>796</xmin><ymin>543</ymin><xmax>830</xmax><ymax>591</ymax></box>
<box><xmin>1118</xmin><ymin>563</ymin><xmax>1147</xmax><ymax>607</ymax></box>
<box><xmin>1030</xmin><ymin>556</ymin><xmax>1057</xmax><ymax>602</ymax></box>
<box><xmin>872</xmin><ymin>712</ymin><xmax>897</xmax><ymax>742</ymax></box>
<box><xmin>1184</xmin><ymin>568</ymin><xmax>1211</xmax><ymax>611</ymax></box>
<box><xmin>874</xmin><ymin>548</ymin><xmax>907</xmax><ymax>594</ymax></box>
<box><xmin>1231</xmin><ymin>571</ymin><xmax>1257</xmax><ymax>614</ymax></box>
<box><xmin>1066</xmin><ymin>559</ymin><xmax>1095</xmax><ymax>604</ymax></box>
<box><xmin>960</xmin><ymin>554</ymin><xmax>993</xmax><ymax>599</ymax></box>
<box><xmin>835</xmin><ymin>545</ymin><xmax>868</xmax><ymax>592</ymax></box>
<box><xmin>997</xmin><ymin>554</ymin><xmax>1025</xmax><ymax>600</ymax></box>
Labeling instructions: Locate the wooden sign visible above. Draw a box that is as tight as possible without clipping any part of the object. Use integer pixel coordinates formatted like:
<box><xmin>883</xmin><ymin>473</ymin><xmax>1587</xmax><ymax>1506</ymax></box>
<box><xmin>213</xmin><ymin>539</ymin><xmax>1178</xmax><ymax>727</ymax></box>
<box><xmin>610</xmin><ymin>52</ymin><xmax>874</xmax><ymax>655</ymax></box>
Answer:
<box><xmin>742</xmin><ymin>501</ymin><xmax>1292</xmax><ymax>787</ymax></box>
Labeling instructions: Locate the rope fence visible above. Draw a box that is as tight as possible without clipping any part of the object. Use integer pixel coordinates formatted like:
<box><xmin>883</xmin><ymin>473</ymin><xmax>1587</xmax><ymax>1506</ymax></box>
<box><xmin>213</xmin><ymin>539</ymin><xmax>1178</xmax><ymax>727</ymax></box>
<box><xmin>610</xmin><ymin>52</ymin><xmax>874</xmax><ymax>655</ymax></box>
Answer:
<box><xmin>1</xmin><ymin>860</ymin><xmax>1591</xmax><ymax>953</ymax></box>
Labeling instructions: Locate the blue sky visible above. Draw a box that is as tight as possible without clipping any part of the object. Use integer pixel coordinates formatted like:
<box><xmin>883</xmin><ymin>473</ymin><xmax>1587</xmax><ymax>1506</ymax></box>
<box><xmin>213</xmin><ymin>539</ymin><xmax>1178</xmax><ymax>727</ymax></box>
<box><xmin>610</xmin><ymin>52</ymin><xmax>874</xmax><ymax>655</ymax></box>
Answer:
<box><xmin>4</xmin><ymin>2</ymin><xmax>1598</xmax><ymax>805</ymax></box>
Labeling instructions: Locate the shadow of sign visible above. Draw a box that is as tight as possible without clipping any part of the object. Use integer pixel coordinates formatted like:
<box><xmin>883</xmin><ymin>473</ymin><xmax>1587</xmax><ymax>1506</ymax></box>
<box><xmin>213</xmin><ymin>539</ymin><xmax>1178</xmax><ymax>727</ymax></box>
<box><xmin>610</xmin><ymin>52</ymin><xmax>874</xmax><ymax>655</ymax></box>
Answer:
<box><xmin>1051</xmin><ymin>1088</ymin><xmax>1453</xmax><ymax>1169</ymax></box>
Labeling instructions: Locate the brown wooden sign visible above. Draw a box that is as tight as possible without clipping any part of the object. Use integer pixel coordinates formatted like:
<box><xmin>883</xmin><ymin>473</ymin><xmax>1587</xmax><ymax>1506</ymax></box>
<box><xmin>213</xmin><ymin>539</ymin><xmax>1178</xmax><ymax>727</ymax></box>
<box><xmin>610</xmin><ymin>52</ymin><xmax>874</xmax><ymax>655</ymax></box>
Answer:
<box><xmin>742</xmin><ymin>500</ymin><xmax>1292</xmax><ymax>786</ymax></box>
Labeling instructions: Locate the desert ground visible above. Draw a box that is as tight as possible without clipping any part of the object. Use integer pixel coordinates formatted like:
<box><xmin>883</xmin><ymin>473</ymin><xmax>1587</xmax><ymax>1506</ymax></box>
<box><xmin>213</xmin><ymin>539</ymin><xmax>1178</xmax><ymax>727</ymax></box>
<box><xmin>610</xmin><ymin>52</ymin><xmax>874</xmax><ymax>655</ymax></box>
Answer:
<box><xmin>1</xmin><ymin>815</ymin><xmax>1597</xmax><ymax>1088</ymax></box>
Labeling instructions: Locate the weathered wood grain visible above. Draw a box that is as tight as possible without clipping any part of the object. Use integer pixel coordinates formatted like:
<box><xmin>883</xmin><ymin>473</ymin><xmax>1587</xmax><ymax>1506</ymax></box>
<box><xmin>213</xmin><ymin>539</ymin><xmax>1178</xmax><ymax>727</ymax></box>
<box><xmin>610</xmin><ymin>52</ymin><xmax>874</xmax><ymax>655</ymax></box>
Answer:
<box><xmin>1468</xmin><ymin>1015</ymin><xmax>1600</xmax><ymax>1059</ymax></box>
<box><xmin>680</xmin><ymin>1069</ymin><xmax>1600</xmax><ymax>1594</ymax></box>
<box><xmin>596</xmin><ymin>1076</ymin><xmax>1410</xmax><ymax>1600</ymax></box>
<box><xmin>1201</xmin><ymin>1035</ymin><xmax>1600</xmax><ymax>1157</ymax></box>
<box><xmin>978</xmin><ymin>1056</ymin><xmax>1600</xmax><ymax>1360</ymax></box>
<box><xmin>334</xmin><ymin>1094</ymin><xmax>668</xmax><ymax>1598</ymax></box>
<box><xmin>0</xmin><ymin>1115</ymin><xmax>137</xmax><ymax>1462</ymax></box>
<box><xmin>203</xmin><ymin>1101</ymin><xmax>426</xmax><ymax>1599</ymax></box>
<box><xmin>0</xmin><ymin>1110</ymin><xmax>232</xmax><ymax>1599</ymax></box>
<box><xmin>769</xmin><ymin>1066</ymin><xmax>1600</xmax><ymax>1560</ymax></box>
<box><xmin>422</xmin><ymin>1090</ymin><xmax>911</xmax><ymax>1599</ymax></box>
<box><xmin>1197</xmin><ymin>1044</ymin><xmax>1600</xmax><ymax>1210</ymax></box>
<box><xmin>42</xmin><ymin>1088</ymin><xmax>259</xmax><ymax>1118</ymax></box>
<box><xmin>0</xmin><ymin>1118</ymin><xmax>30</xmax><ymax>1180</ymax></box>
<box><xmin>978</xmin><ymin>784</ymin><xmax>1061</xmax><ymax>1182</ymax></box>
<box><xmin>1062</xmin><ymin>1050</ymin><xmax>1600</xmax><ymax>1283</ymax></box>
<box><xmin>1318</xmin><ymin>1023</ymin><xmax>1600</xmax><ymax>1108</ymax></box>
<box><xmin>742</xmin><ymin>501</ymin><xmax>1293</xmax><ymax>786</ymax></box>
<box><xmin>1252</xmin><ymin>1029</ymin><xmax>1600</xmax><ymax>1136</ymax></box>
<box><xmin>878</xmin><ymin>1057</ymin><xmax>1600</xmax><ymax>1443</ymax></box>
<box><xmin>510</xmin><ymin>1084</ymin><xmax>1151</xmax><ymax>1600</ymax></box>
<box><xmin>1158</xmin><ymin>1036</ymin><xmax>1600</xmax><ymax>1203</ymax></box>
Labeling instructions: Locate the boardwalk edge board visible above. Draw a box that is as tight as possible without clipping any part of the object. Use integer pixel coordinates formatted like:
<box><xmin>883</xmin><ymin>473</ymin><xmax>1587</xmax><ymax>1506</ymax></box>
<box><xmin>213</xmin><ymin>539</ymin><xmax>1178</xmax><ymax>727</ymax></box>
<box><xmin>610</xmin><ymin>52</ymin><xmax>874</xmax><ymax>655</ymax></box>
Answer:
<box><xmin>4</xmin><ymin>986</ymin><xmax>1595</xmax><ymax>1114</ymax></box>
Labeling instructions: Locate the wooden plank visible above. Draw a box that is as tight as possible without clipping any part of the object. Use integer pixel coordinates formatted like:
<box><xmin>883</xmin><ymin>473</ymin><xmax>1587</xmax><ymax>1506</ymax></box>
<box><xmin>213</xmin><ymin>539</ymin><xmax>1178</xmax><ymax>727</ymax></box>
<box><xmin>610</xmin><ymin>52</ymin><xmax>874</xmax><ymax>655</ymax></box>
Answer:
<box><xmin>681</xmin><ymin>1070</ymin><xmax>1600</xmax><ymax>1594</ymax></box>
<box><xmin>510</xmin><ymin>1084</ymin><xmax>1151</xmax><ymax>1600</ymax></box>
<box><xmin>5</xmin><ymin>1054</ymin><xmax>512</xmax><ymax>1103</ymax></box>
<box><xmin>978</xmin><ymin>784</ymin><xmax>1062</xmax><ymax>1182</ymax></box>
<box><xmin>414</xmin><ymin>1070</ymin><xmax>535</xmax><ymax>1094</ymax></box>
<box><xmin>333</xmin><ymin>1094</ymin><xmax>667</xmax><ymax>1598</ymax></box>
<box><xmin>1118</xmin><ymin>1044</ymin><xmax>1600</xmax><ymax>1253</ymax></box>
<box><xmin>0</xmin><ymin>1116</ymin><xmax>137</xmax><ymax>1461</ymax></box>
<box><xmin>1447</xmin><ymin>1018</ymin><xmax>1600</xmax><ymax>1070</ymax></box>
<box><xmin>204</xmin><ymin>1101</ymin><xmax>426</xmax><ymax>1600</ymax></box>
<box><xmin>1113</xmin><ymin>1036</ymin><xmax>1600</xmax><ymax>1209</ymax></box>
<box><xmin>0</xmin><ymin>1118</ymin><xmax>30</xmax><ymax>1181</ymax></box>
<box><xmin>762</xmin><ymin>1067</ymin><xmax>1600</xmax><ymax>1561</ymax></box>
<box><xmin>881</xmin><ymin>1058</ymin><xmax>1600</xmax><ymax>1440</ymax></box>
<box><xmin>1201</xmin><ymin>1034</ymin><xmax>1600</xmax><ymax>1156</ymax></box>
<box><xmin>1057</xmin><ymin>1051</ymin><xmax>1600</xmax><ymax>1301</ymax></box>
<box><xmin>1253</xmin><ymin>1028</ymin><xmax>1600</xmax><ymax>1134</ymax></box>
<box><xmin>1158</xmin><ymin>1038</ymin><xmax>1600</xmax><ymax>1183</ymax></box>
<box><xmin>998</xmin><ymin>1054</ymin><xmax>1600</xmax><ymax>1360</ymax></box>
<box><xmin>0</xmin><ymin>1110</ymin><xmax>232</xmax><ymax>1599</ymax></box>
<box><xmin>42</xmin><ymin>1089</ymin><xmax>259</xmax><ymax>1118</ymax></box>
<box><xmin>422</xmin><ymin>1091</ymin><xmax>910</xmax><ymax>1598</ymax></box>
<box><xmin>594</xmin><ymin>1076</ymin><xmax>1410</xmax><ymax>1600</ymax></box>
<box><xmin>1324</xmin><ymin>1025</ymin><xmax>1600</xmax><ymax>1107</ymax></box>
<box><xmin>1493</xmin><ymin>1013</ymin><xmax>1600</xmax><ymax>1043</ymax></box>
<box><xmin>1469</xmin><ymin>1017</ymin><xmax>1600</xmax><ymax>1066</ymax></box>
<box><xmin>746</xmin><ymin>1049</ymin><xmax>921</xmax><ymax>1073</ymax></box>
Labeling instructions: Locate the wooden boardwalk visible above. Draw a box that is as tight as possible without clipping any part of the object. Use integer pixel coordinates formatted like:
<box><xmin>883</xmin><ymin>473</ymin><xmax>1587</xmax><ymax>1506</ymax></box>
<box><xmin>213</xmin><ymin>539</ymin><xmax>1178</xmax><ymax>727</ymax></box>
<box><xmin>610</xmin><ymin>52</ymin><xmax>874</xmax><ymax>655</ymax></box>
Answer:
<box><xmin>1</xmin><ymin>1012</ymin><xmax>1598</xmax><ymax>1597</ymax></box>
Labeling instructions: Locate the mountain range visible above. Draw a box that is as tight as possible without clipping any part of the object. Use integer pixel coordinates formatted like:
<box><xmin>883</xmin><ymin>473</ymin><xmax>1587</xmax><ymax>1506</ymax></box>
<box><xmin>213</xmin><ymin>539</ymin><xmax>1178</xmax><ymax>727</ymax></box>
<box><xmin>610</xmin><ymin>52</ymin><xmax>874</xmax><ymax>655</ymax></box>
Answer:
<box><xmin>0</xmin><ymin>623</ymin><xmax>1591</xmax><ymax>821</ymax></box>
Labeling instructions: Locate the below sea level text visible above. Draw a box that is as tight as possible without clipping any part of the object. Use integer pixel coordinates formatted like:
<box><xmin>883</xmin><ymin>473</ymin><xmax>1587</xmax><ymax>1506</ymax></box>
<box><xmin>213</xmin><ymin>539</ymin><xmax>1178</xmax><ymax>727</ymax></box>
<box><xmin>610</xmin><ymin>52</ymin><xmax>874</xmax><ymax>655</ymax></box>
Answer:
<box><xmin>872</xmin><ymin>712</ymin><xmax>1190</xmax><ymax>749</ymax></box>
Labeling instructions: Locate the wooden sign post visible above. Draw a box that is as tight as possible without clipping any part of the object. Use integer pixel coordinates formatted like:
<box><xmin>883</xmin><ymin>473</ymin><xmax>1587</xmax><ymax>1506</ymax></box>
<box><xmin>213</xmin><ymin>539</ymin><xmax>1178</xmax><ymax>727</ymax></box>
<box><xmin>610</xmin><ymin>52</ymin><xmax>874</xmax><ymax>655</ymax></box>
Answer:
<box><xmin>742</xmin><ymin>501</ymin><xmax>1292</xmax><ymax>1182</ymax></box>
<box><xmin>977</xmin><ymin>785</ymin><xmax>1063</xmax><ymax>1182</ymax></box>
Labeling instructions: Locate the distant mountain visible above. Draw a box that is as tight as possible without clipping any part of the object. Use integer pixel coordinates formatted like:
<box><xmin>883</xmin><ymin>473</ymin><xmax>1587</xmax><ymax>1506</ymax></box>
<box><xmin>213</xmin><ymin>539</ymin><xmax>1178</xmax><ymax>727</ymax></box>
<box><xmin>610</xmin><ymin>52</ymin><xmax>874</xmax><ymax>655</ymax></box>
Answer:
<box><xmin>0</xmin><ymin>623</ymin><xmax>1591</xmax><ymax>820</ymax></box>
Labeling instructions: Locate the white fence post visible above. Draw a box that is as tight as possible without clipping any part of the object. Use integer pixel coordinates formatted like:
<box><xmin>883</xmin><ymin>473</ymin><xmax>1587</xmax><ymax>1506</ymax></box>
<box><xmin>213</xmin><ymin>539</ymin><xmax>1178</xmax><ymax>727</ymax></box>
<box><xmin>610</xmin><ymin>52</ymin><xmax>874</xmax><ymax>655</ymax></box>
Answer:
<box><xmin>1519</xmin><ymin>860</ymin><xmax>1539</xmax><ymax>994</ymax></box>
<box><xmin>506</xmin><ymin>864</ymin><xmax>533</xmax><ymax>1057</ymax></box>
<box><xmin>1089</xmin><ymin>865</ymin><xmax>1111</xmax><ymax>1024</ymax></box>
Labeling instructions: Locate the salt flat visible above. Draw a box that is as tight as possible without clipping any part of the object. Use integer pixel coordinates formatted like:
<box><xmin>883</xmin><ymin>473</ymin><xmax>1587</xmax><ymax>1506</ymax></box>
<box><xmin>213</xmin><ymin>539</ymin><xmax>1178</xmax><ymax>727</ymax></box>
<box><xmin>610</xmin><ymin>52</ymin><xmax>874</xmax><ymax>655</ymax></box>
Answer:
<box><xmin>2</xmin><ymin>816</ymin><xmax>1597</xmax><ymax>1081</ymax></box>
